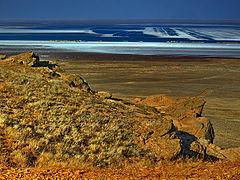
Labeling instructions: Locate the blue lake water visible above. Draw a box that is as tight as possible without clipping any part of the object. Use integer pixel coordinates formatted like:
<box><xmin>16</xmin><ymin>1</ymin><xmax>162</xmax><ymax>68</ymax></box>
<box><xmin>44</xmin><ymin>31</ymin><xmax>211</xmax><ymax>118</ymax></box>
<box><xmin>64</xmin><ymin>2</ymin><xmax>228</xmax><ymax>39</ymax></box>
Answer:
<box><xmin>1</xmin><ymin>22</ymin><xmax>240</xmax><ymax>57</ymax></box>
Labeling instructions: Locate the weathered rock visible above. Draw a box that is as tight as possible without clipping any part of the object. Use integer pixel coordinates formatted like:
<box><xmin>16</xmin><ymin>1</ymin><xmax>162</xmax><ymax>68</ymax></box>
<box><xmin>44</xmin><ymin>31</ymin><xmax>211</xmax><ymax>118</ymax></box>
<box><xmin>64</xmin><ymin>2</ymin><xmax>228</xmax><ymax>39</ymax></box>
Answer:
<box><xmin>197</xmin><ymin>140</ymin><xmax>240</xmax><ymax>161</ymax></box>
<box><xmin>139</xmin><ymin>94</ymin><xmax>175</xmax><ymax>109</ymax></box>
<box><xmin>169</xmin><ymin>97</ymin><xmax>214</xmax><ymax>143</ymax></box>
<box><xmin>168</xmin><ymin>96</ymin><xmax>206</xmax><ymax>118</ymax></box>
<box><xmin>138</xmin><ymin>95</ymin><xmax>214</xmax><ymax>143</ymax></box>
<box><xmin>136</xmin><ymin>94</ymin><xmax>219</xmax><ymax>160</ymax></box>
<box><xmin>65</xmin><ymin>74</ymin><xmax>92</xmax><ymax>92</ymax></box>
<box><xmin>33</xmin><ymin>67</ymin><xmax>61</xmax><ymax>78</ymax></box>
<box><xmin>143</xmin><ymin>138</ymin><xmax>181</xmax><ymax>160</ymax></box>
<box><xmin>7</xmin><ymin>52</ymin><xmax>39</xmax><ymax>66</ymax></box>
<box><xmin>176</xmin><ymin>117</ymin><xmax>214</xmax><ymax>143</ymax></box>
<box><xmin>135</xmin><ymin>94</ymin><xmax>240</xmax><ymax>161</ymax></box>
<box><xmin>134</xmin><ymin>116</ymin><xmax>181</xmax><ymax>160</ymax></box>
<box><xmin>0</xmin><ymin>54</ymin><xmax>6</xmax><ymax>60</ymax></box>
<box><xmin>96</xmin><ymin>91</ymin><xmax>112</xmax><ymax>99</ymax></box>
<box><xmin>190</xmin><ymin>140</ymin><xmax>206</xmax><ymax>157</ymax></box>
<box><xmin>139</xmin><ymin>95</ymin><xmax>205</xmax><ymax>117</ymax></box>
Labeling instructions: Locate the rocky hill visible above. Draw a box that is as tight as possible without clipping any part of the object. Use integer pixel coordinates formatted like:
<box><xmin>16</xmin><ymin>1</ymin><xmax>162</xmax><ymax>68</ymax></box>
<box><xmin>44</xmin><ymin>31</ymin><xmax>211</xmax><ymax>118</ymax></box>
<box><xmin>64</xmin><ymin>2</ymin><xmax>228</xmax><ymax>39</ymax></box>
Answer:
<box><xmin>0</xmin><ymin>52</ymin><xmax>239</xmax><ymax>169</ymax></box>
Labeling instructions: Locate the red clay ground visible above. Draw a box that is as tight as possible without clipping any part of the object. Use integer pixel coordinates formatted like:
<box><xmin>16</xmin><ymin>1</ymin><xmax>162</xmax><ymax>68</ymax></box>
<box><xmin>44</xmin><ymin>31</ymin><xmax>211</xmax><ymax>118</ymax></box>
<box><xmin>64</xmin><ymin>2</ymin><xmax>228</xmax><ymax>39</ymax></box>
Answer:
<box><xmin>0</xmin><ymin>160</ymin><xmax>239</xmax><ymax>179</ymax></box>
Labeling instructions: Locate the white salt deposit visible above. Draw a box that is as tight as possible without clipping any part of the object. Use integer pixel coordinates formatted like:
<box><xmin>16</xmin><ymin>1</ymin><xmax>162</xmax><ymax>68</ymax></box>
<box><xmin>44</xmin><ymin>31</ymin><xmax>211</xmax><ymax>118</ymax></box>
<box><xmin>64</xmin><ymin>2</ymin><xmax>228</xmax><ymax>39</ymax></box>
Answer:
<box><xmin>1</xmin><ymin>40</ymin><xmax>240</xmax><ymax>57</ymax></box>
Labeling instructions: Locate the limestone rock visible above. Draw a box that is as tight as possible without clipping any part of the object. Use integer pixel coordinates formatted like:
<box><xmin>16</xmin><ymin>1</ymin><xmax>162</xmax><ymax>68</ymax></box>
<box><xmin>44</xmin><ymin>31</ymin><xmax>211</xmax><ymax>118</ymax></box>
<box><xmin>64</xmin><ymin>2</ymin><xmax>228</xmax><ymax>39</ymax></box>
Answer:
<box><xmin>7</xmin><ymin>52</ymin><xmax>39</xmax><ymax>66</ymax></box>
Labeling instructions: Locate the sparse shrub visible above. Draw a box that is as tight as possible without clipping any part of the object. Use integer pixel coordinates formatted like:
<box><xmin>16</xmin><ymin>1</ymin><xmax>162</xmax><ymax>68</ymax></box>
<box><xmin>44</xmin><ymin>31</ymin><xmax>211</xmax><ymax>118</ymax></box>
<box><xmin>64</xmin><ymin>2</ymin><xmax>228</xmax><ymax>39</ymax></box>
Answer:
<box><xmin>36</xmin><ymin>152</ymin><xmax>54</xmax><ymax>167</ymax></box>
<box><xmin>11</xmin><ymin>150</ymin><xmax>28</xmax><ymax>167</ymax></box>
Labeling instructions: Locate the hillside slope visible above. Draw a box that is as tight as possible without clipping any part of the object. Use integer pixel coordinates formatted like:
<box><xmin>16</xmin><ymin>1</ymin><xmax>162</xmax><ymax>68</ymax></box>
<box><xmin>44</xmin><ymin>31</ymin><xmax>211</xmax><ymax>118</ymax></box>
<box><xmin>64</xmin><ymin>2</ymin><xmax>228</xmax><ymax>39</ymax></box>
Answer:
<box><xmin>0</xmin><ymin>52</ymin><xmax>239</xmax><ymax>178</ymax></box>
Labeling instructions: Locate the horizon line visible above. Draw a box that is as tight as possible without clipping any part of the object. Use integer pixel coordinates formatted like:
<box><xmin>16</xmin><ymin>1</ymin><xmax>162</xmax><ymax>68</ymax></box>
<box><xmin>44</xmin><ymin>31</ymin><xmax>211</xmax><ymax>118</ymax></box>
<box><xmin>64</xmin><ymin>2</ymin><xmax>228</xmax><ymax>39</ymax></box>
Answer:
<box><xmin>0</xmin><ymin>18</ymin><xmax>240</xmax><ymax>25</ymax></box>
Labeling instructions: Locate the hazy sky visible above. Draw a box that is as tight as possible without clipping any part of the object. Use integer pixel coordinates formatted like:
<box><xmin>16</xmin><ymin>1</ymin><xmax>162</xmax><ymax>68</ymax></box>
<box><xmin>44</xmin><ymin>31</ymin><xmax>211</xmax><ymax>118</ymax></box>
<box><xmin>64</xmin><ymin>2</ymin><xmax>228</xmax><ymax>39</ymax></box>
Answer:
<box><xmin>0</xmin><ymin>0</ymin><xmax>239</xmax><ymax>20</ymax></box>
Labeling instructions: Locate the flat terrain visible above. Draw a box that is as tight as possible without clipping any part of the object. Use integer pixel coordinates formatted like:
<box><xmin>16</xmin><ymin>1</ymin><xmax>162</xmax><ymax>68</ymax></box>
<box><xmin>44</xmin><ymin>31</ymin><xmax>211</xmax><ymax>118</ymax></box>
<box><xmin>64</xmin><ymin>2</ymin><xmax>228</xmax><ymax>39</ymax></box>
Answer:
<box><xmin>55</xmin><ymin>55</ymin><xmax>240</xmax><ymax>149</ymax></box>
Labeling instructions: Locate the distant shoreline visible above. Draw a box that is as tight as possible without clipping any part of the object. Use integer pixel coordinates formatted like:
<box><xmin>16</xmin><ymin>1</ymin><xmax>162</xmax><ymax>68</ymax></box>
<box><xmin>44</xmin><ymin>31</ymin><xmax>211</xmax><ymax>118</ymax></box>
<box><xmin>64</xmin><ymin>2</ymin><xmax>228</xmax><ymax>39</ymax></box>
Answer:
<box><xmin>1</xmin><ymin>22</ymin><xmax>240</xmax><ymax>58</ymax></box>
<box><xmin>2</xmin><ymin>50</ymin><xmax>240</xmax><ymax>62</ymax></box>
<box><xmin>1</xmin><ymin>40</ymin><xmax>240</xmax><ymax>58</ymax></box>
<box><xmin>43</xmin><ymin>51</ymin><xmax>240</xmax><ymax>62</ymax></box>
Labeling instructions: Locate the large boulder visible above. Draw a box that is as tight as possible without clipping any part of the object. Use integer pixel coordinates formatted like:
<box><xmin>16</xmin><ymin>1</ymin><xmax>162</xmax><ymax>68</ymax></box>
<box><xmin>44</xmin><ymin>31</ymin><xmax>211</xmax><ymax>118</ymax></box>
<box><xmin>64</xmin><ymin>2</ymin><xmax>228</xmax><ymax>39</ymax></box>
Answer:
<box><xmin>138</xmin><ymin>94</ymin><xmax>214</xmax><ymax>143</ymax></box>
<box><xmin>136</xmin><ymin>94</ymin><xmax>216</xmax><ymax>159</ymax></box>
<box><xmin>134</xmin><ymin>115</ymin><xmax>181</xmax><ymax>160</ymax></box>
<box><xmin>136</xmin><ymin>94</ymin><xmax>240</xmax><ymax>161</ymax></box>
<box><xmin>195</xmin><ymin>139</ymin><xmax>240</xmax><ymax>161</ymax></box>
<box><xmin>7</xmin><ymin>52</ymin><xmax>39</xmax><ymax>66</ymax></box>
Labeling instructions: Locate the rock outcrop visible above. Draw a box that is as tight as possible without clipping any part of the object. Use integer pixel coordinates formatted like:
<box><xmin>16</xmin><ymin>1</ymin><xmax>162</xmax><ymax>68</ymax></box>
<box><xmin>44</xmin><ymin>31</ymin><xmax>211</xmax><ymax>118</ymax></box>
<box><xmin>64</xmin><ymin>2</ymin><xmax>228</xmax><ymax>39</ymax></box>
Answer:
<box><xmin>135</xmin><ymin>93</ymin><xmax>240</xmax><ymax>161</ymax></box>
<box><xmin>65</xmin><ymin>74</ymin><xmax>93</xmax><ymax>93</ymax></box>
<box><xmin>137</xmin><ymin>94</ymin><xmax>214</xmax><ymax>142</ymax></box>
<box><xmin>6</xmin><ymin>52</ymin><xmax>40</xmax><ymax>66</ymax></box>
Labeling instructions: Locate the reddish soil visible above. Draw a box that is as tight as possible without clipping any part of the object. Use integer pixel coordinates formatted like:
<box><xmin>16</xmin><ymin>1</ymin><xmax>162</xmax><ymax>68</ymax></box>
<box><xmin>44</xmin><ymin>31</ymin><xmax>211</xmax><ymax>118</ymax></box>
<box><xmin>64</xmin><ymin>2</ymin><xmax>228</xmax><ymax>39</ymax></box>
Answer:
<box><xmin>0</xmin><ymin>160</ymin><xmax>239</xmax><ymax>179</ymax></box>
